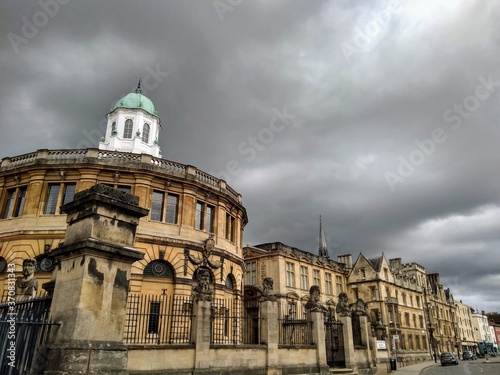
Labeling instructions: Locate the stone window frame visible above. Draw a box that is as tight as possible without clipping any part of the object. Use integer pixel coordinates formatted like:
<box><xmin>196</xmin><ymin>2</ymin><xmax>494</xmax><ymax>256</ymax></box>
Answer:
<box><xmin>43</xmin><ymin>182</ymin><xmax>76</xmax><ymax>215</ymax></box>
<box><xmin>1</xmin><ymin>185</ymin><xmax>27</xmax><ymax>219</ymax></box>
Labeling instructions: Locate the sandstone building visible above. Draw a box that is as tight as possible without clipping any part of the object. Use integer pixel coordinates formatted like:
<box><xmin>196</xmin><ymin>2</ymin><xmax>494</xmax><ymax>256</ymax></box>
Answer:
<box><xmin>0</xmin><ymin>83</ymin><xmax>248</xmax><ymax>303</ymax></box>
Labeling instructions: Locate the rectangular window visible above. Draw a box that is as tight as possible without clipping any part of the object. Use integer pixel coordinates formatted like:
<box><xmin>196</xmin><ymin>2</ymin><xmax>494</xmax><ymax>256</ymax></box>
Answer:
<box><xmin>151</xmin><ymin>191</ymin><xmax>164</xmax><ymax>221</ymax></box>
<box><xmin>2</xmin><ymin>187</ymin><xmax>28</xmax><ymax>218</ymax></box>
<box><xmin>354</xmin><ymin>289</ymin><xmax>359</xmax><ymax>300</ymax></box>
<box><xmin>166</xmin><ymin>194</ymin><xmax>178</xmax><ymax>224</ymax></box>
<box><xmin>300</xmin><ymin>266</ymin><xmax>308</xmax><ymax>290</ymax></box>
<box><xmin>147</xmin><ymin>302</ymin><xmax>161</xmax><ymax>334</ymax></box>
<box><xmin>205</xmin><ymin>205</ymin><xmax>214</xmax><ymax>233</ymax></box>
<box><xmin>225</xmin><ymin>213</ymin><xmax>235</xmax><ymax>242</ymax></box>
<box><xmin>13</xmin><ymin>186</ymin><xmax>27</xmax><ymax>217</ymax></box>
<box><xmin>2</xmin><ymin>189</ymin><xmax>16</xmax><ymax>219</ymax></box>
<box><xmin>286</xmin><ymin>262</ymin><xmax>295</xmax><ymax>288</ymax></box>
<box><xmin>151</xmin><ymin>191</ymin><xmax>179</xmax><ymax>224</ymax></box>
<box><xmin>195</xmin><ymin>201</ymin><xmax>214</xmax><ymax>232</ymax></box>
<box><xmin>195</xmin><ymin>201</ymin><xmax>204</xmax><ymax>230</ymax></box>
<box><xmin>313</xmin><ymin>269</ymin><xmax>320</xmax><ymax>287</ymax></box>
<box><xmin>371</xmin><ymin>287</ymin><xmax>377</xmax><ymax>300</ymax></box>
<box><xmin>45</xmin><ymin>184</ymin><xmax>60</xmax><ymax>214</ymax></box>
<box><xmin>360</xmin><ymin>268</ymin><xmax>366</xmax><ymax>279</ymax></box>
<box><xmin>325</xmin><ymin>273</ymin><xmax>332</xmax><ymax>295</ymax></box>
<box><xmin>62</xmin><ymin>183</ymin><xmax>76</xmax><ymax>205</ymax></box>
<box><xmin>336</xmin><ymin>275</ymin><xmax>343</xmax><ymax>294</ymax></box>
<box><xmin>245</xmin><ymin>262</ymin><xmax>256</xmax><ymax>285</ymax></box>
<box><xmin>44</xmin><ymin>183</ymin><xmax>76</xmax><ymax>215</ymax></box>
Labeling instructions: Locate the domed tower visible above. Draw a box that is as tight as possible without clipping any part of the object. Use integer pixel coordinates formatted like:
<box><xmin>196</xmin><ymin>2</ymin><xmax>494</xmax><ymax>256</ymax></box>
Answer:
<box><xmin>99</xmin><ymin>80</ymin><xmax>162</xmax><ymax>157</ymax></box>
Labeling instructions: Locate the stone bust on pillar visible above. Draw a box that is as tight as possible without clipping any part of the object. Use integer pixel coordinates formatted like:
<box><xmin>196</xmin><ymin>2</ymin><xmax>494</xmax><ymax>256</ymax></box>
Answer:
<box><xmin>336</xmin><ymin>292</ymin><xmax>351</xmax><ymax>317</ymax></box>
<box><xmin>305</xmin><ymin>285</ymin><xmax>328</xmax><ymax>312</ymax></box>
<box><xmin>15</xmin><ymin>258</ymin><xmax>38</xmax><ymax>300</ymax></box>
<box><xmin>260</xmin><ymin>277</ymin><xmax>277</xmax><ymax>302</ymax></box>
<box><xmin>193</xmin><ymin>268</ymin><xmax>213</xmax><ymax>301</ymax></box>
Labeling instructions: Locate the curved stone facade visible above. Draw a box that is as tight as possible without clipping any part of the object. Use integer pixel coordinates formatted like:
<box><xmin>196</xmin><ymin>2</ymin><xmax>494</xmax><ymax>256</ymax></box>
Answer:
<box><xmin>0</xmin><ymin>148</ymin><xmax>247</xmax><ymax>299</ymax></box>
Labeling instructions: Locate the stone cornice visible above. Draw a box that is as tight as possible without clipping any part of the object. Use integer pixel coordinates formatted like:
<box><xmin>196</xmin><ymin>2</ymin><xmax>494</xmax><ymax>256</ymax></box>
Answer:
<box><xmin>0</xmin><ymin>148</ymin><xmax>246</xmax><ymax>223</ymax></box>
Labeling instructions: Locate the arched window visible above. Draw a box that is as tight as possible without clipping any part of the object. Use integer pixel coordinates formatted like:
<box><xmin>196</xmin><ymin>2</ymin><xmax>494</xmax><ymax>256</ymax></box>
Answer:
<box><xmin>144</xmin><ymin>260</ymin><xmax>174</xmax><ymax>278</ymax></box>
<box><xmin>123</xmin><ymin>119</ymin><xmax>133</xmax><ymax>139</ymax></box>
<box><xmin>225</xmin><ymin>274</ymin><xmax>235</xmax><ymax>290</ymax></box>
<box><xmin>142</xmin><ymin>123</ymin><xmax>150</xmax><ymax>143</ymax></box>
<box><xmin>111</xmin><ymin>122</ymin><xmax>117</xmax><ymax>135</ymax></box>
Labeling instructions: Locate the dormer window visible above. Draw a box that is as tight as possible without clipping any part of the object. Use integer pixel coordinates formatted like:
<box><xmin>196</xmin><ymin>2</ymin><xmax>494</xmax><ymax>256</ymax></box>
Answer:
<box><xmin>124</xmin><ymin>119</ymin><xmax>133</xmax><ymax>138</ymax></box>
<box><xmin>142</xmin><ymin>123</ymin><xmax>150</xmax><ymax>143</ymax></box>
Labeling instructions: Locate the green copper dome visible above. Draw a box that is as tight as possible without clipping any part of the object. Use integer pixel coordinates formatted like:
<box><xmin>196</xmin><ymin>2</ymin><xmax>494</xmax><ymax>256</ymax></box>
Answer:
<box><xmin>111</xmin><ymin>83</ymin><xmax>158</xmax><ymax>116</ymax></box>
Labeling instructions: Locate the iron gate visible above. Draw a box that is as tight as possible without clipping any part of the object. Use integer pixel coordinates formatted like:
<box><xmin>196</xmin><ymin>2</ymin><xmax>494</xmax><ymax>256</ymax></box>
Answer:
<box><xmin>0</xmin><ymin>296</ymin><xmax>57</xmax><ymax>375</ymax></box>
<box><xmin>325</xmin><ymin>312</ymin><xmax>345</xmax><ymax>368</ymax></box>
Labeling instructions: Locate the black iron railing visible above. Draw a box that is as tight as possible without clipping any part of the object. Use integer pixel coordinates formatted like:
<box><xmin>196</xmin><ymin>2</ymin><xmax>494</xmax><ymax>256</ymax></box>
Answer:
<box><xmin>0</xmin><ymin>296</ymin><xmax>57</xmax><ymax>375</ymax></box>
<box><xmin>123</xmin><ymin>294</ymin><xmax>193</xmax><ymax>345</ymax></box>
<box><xmin>211</xmin><ymin>297</ymin><xmax>261</xmax><ymax>345</ymax></box>
<box><xmin>278</xmin><ymin>302</ymin><xmax>313</xmax><ymax>345</ymax></box>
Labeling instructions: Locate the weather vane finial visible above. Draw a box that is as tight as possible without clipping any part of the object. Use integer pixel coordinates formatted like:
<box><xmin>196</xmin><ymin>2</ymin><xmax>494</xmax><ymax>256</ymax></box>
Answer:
<box><xmin>135</xmin><ymin>77</ymin><xmax>142</xmax><ymax>94</ymax></box>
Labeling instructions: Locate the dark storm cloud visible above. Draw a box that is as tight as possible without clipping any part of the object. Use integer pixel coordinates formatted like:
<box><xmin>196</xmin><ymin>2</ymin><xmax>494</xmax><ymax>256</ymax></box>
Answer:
<box><xmin>1</xmin><ymin>0</ymin><xmax>500</xmax><ymax>312</ymax></box>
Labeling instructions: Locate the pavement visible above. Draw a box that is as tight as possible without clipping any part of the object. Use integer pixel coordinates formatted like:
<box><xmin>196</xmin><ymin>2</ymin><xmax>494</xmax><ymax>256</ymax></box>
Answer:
<box><xmin>391</xmin><ymin>356</ymin><xmax>500</xmax><ymax>375</ymax></box>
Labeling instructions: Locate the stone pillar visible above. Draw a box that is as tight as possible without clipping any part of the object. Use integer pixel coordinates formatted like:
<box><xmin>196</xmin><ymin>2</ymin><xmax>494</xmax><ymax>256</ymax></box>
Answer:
<box><xmin>359</xmin><ymin>315</ymin><xmax>374</xmax><ymax>371</ymax></box>
<box><xmin>260</xmin><ymin>299</ymin><xmax>280</xmax><ymax>375</ymax></box>
<box><xmin>192</xmin><ymin>299</ymin><xmax>213</xmax><ymax>372</ymax></box>
<box><xmin>44</xmin><ymin>184</ymin><xmax>148</xmax><ymax>375</ymax></box>
<box><xmin>339</xmin><ymin>315</ymin><xmax>357</xmax><ymax>371</ymax></box>
<box><xmin>309</xmin><ymin>310</ymin><xmax>330</xmax><ymax>375</ymax></box>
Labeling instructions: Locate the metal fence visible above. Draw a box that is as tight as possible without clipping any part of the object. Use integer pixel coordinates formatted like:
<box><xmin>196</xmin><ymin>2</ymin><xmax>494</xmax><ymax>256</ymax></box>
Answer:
<box><xmin>325</xmin><ymin>310</ymin><xmax>345</xmax><ymax>368</ymax></box>
<box><xmin>0</xmin><ymin>296</ymin><xmax>57</xmax><ymax>375</ymax></box>
<box><xmin>123</xmin><ymin>294</ymin><xmax>193</xmax><ymax>345</ymax></box>
<box><xmin>211</xmin><ymin>297</ymin><xmax>260</xmax><ymax>345</ymax></box>
<box><xmin>278</xmin><ymin>302</ymin><xmax>313</xmax><ymax>346</ymax></box>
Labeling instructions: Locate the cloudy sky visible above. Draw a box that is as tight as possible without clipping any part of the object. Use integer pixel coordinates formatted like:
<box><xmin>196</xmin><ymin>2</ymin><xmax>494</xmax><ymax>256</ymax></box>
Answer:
<box><xmin>2</xmin><ymin>1</ymin><xmax>500</xmax><ymax>313</ymax></box>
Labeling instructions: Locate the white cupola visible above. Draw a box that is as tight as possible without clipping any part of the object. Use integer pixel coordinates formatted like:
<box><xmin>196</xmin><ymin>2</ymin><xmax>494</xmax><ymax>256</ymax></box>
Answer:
<box><xmin>99</xmin><ymin>80</ymin><xmax>162</xmax><ymax>157</ymax></box>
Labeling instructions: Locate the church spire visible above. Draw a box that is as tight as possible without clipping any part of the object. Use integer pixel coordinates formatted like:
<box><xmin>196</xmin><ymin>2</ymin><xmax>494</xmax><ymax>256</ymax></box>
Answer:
<box><xmin>319</xmin><ymin>215</ymin><xmax>329</xmax><ymax>258</ymax></box>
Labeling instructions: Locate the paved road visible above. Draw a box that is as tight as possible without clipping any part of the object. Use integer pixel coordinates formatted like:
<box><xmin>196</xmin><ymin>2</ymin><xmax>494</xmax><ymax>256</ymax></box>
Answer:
<box><xmin>422</xmin><ymin>359</ymin><xmax>500</xmax><ymax>375</ymax></box>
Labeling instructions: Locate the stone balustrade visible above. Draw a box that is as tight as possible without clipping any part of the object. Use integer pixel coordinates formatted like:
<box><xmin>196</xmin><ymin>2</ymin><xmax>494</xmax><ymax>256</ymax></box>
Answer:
<box><xmin>0</xmin><ymin>148</ymin><xmax>242</xmax><ymax>203</ymax></box>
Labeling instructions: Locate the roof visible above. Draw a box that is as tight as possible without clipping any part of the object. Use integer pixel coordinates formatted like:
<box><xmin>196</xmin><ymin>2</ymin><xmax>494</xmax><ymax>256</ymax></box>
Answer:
<box><xmin>110</xmin><ymin>91</ymin><xmax>158</xmax><ymax>117</ymax></box>
<box><xmin>367</xmin><ymin>256</ymin><xmax>383</xmax><ymax>272</ymax></box>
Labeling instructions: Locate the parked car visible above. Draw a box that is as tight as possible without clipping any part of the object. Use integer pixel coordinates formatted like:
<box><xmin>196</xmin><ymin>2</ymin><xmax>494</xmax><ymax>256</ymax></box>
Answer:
<box><xmin>440</xmin><ymin>352</ymin><xmax>459</xmax><ymax>366</ymax></box>
<box><xmin>462</xmin><ymin>351</ymin><xmax>476</xmax><ymax>360</ymax></box>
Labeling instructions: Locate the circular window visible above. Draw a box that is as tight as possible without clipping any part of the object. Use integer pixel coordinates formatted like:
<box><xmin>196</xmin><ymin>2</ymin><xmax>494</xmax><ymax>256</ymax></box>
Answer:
<box><xmin>144</xmin><ymin>260</ymin><xmax>174</xmax><ymax>278</ymax></box>
<box><xmin>39</xmin><ymin>257</ymin><xmax>55</xmax><ymax>272</ymax></box>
